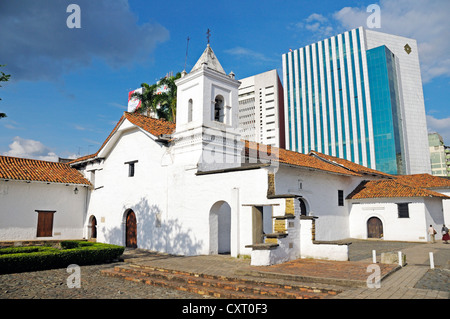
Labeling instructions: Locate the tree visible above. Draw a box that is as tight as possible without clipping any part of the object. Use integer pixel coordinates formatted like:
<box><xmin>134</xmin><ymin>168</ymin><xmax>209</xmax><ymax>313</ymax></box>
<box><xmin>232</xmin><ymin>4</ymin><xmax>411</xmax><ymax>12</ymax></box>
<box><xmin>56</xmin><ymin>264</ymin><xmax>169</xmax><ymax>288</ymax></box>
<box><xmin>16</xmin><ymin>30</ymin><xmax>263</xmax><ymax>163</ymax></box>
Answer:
<box><xmin>0</xmin><ymin>65</ymin><xmax>10</xmax><ymax>119</ymax></box>
<box><xmin>132</xmin><ymin>72</ymin><xmax>182</xmax><ymax>123</ymax></box>
<box><xmin>154</xmin><ymin>72</ymin><xmax>181</xmax><ymax>123</ymax></box>
<box><xmin>131</xmin><ymin>82</ymin><xmax>158</xmax><ymax>117</ymax></box>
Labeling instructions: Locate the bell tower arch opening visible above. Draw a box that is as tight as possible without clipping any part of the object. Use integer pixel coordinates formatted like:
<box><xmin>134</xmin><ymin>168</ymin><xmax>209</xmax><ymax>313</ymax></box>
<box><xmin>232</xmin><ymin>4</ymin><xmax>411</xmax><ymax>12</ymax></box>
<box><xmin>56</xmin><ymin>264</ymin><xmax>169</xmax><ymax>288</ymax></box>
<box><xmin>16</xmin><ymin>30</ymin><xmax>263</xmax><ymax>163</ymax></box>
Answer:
<box><xmin>214</xmin><ymin>95</ymin><xmax>225</xmax><ymax>123</ymax></box>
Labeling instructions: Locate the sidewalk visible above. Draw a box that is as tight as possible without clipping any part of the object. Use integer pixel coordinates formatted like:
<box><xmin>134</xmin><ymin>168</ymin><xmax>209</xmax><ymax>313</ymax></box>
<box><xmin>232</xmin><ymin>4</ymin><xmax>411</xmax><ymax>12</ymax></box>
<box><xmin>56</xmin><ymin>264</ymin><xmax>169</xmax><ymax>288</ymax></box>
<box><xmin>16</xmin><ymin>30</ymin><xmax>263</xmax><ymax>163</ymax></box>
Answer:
<box><xmin>333</xmin><ymin>240</ymin><xmax>449</xmax><ymax>299</ymax></box>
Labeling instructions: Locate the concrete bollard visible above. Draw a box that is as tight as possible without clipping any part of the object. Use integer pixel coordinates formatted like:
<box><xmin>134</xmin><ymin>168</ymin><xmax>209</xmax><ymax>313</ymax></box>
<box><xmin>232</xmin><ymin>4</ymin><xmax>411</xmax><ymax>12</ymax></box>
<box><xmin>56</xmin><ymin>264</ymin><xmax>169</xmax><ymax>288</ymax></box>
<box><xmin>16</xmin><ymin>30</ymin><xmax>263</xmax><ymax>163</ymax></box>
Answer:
<box><xmin>429</xmin><ymin>252</ymin><xmax>435</xmax><ymax>269</ymax></box>
<box><xmin>372</xmin><ymin>250</ymin><xmax>377</xmax><ymax>263</ymax></box>
<box><xmin>381</xmin><ymin>251</ymin><xmax>406</xmax><ymax>266</ymax></box>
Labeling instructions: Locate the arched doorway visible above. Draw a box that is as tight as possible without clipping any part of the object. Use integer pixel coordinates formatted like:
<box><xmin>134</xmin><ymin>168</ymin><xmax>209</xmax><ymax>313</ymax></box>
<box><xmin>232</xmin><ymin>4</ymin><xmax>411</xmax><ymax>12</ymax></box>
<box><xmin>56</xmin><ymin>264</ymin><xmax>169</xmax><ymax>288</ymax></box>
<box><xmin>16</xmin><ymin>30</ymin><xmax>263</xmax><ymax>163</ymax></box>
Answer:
<box><xmin>298</xmin><ymin>198</ymin><xmax>308</xmax><ymax>216</ymax></box>
<box><xmin>209</xmin><ymin>201</ymin><xmax>231</xmax><ymax>254</ymax></box>
<box><xmin>367</xmin><ymin>217</ymin><xmax>383</xmax><ymax>239</ymax></box>
<box><xmin>89</xmin><ymin>215</ymin><xmax>97</xmax><ymax>240</ymax></box>
<box><xmin>125</xmin><ymin>210</ymin><xmax>137</xmax><ymax>248</ymax></box>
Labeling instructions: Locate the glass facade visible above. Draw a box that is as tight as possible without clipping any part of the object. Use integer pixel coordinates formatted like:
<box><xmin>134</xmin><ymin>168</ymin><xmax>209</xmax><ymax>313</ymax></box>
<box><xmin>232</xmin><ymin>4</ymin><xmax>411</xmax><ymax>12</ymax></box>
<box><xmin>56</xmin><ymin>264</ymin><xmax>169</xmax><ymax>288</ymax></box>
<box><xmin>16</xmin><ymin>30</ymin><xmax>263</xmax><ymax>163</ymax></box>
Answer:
<box><xmin>282</xmin><ymin>27</ymin><xmax>374</xmax><ymax>168</ymax></box>
<box><xmin>366</xmin><ymin>45</ymin><xmax>405</xmax><ymax>174</ymax></box>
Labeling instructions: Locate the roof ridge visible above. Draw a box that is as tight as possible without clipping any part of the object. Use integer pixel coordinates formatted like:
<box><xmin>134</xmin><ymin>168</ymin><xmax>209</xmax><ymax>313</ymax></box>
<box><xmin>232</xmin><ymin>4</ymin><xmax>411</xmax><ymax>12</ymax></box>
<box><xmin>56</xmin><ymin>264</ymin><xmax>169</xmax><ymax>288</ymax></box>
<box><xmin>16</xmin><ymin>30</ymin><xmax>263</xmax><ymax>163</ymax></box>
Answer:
<box><xmin>244</xmin><ymin>140</ymin><xmax>361</xmax><ymax>177</ymax></box>
<box><xmin>309</xmin><ymin>150</ymin><xmax>393</xmax><ymax>178</ymax></box>
<box><xmin>309</xmin><ymin>151</ymin><xmax>356</xmax><ymax>173</ymax></box>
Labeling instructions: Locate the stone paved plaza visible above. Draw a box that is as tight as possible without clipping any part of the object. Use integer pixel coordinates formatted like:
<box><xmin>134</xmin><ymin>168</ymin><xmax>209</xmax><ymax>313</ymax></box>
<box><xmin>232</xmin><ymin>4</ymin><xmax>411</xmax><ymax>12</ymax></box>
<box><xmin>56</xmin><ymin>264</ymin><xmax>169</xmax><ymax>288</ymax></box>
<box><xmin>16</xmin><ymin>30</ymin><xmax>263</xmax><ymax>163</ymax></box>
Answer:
<box><xmin>0</xmin><ymin>239</ymin><xmax>448</xmax><ymax>300</ymax></box>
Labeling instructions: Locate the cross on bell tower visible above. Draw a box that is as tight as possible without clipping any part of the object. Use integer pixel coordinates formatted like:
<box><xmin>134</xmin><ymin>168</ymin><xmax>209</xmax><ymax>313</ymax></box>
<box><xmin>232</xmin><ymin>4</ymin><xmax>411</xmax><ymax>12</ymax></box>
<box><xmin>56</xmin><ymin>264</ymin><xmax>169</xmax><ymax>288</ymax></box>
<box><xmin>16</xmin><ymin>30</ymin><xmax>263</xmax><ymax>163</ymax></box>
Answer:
<box><xmin>206</xmin><ymin>28</ymin><xmax>211</xmax><ymax>44</ymax></box>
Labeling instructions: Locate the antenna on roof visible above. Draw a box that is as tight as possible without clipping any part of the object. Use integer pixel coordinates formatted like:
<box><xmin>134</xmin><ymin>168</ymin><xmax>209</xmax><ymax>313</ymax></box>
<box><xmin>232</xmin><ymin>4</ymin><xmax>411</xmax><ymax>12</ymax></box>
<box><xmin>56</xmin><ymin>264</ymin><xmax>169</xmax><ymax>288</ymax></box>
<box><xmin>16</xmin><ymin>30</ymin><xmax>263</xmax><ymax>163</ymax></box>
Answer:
<box><xmin>184</xmin><ymin>36</ymin><xmax>190</xmax><ymax>71</ymax></box>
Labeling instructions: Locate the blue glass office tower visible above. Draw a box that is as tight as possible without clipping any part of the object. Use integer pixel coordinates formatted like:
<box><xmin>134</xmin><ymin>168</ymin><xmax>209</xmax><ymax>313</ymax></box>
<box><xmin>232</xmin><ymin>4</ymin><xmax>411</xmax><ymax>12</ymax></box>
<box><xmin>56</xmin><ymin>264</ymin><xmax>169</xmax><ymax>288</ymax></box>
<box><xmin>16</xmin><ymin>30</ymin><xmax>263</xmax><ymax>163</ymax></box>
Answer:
<box><xmin>366</xmin><ymin>45</ymin><xmax>405</xmax><ymax>174</ymax></box>
<box><xmin>282</xmin><ymin>27</ymin><xmax>430</xmax><ymax>175</ymax></box>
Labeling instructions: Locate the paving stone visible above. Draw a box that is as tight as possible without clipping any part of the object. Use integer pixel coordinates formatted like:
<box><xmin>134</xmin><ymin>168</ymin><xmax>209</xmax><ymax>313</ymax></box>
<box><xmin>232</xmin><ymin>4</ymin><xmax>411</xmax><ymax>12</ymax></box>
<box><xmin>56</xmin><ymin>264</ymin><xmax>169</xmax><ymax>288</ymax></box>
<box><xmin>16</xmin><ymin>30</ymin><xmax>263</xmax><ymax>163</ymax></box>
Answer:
<box><xmin>0</xmin><ymin>262</ymin><xmax>204</xmax><ymax>299</ymax></box>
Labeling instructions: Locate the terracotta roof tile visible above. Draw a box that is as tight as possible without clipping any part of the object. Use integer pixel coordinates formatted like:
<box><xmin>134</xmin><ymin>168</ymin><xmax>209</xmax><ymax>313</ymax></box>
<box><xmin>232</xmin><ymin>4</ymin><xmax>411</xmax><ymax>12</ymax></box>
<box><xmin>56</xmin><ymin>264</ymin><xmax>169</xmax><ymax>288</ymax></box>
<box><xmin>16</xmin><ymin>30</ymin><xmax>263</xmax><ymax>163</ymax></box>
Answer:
<box><xmin>244</xmin><ymin>141</ymin><xmax>361</xmax><ymax>176</ymax></box>
<box><xmin>310</xmin><ymin>151</ymin><xmax>393</xmax><ymax>178</ymax></box>
<box><xmin>69</xmin><ymin>112</ymin><xmax>175</xmax><ymax>165</ymax></box>
<box><xmin>346</xmin><ymin>179</ymin><xmax>450</xmax><ymax>200</ymax></box>
<box><xmin>0</xmin><ymin>155</ymin><xmax>91</xmax><ymax>186</ymax></box>
<box><xmin>124</xmin><ymin>112</ymin><xmax>175</xmax><ymax>137</ymax></box>
<box><xmin>395</xmin><ymin>174</ymin><xmax>450</xmax><ymax>189</ymax></box>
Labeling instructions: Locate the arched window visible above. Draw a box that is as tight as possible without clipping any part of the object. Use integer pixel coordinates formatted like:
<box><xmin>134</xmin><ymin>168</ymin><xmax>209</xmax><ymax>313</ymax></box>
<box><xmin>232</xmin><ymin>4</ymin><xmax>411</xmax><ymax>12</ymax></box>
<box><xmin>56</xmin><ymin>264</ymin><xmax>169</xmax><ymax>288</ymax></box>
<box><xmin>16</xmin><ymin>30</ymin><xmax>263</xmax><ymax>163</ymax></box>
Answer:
<box><xmin>214</xmin><ymin>95</ymin><xmax>224</xmax><ymax>123</ymax></box>
<box><xmin>188</xmin><ymin>99</ymin><xmax>193</xmax><ymax>122</ymax></box>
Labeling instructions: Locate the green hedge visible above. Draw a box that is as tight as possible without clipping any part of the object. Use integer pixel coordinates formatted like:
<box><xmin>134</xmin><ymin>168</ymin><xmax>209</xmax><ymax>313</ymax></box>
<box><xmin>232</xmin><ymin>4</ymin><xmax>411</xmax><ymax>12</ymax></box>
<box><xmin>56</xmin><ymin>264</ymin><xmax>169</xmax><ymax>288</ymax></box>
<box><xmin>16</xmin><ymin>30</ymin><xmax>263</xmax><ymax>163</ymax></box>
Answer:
<box><xmin>0</xmin><ymin>241</ymin><xmax>124</xmax><ymax>274</ymax></box>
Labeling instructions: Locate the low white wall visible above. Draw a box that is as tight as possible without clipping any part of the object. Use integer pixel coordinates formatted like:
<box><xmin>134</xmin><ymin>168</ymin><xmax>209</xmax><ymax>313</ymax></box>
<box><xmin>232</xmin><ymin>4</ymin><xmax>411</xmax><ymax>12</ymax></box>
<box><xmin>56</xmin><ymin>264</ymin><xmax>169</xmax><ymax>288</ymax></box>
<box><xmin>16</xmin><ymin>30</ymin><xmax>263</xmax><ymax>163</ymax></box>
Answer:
<box><xmin>250</xmin><ymin>215</ymin><xmax>349</xmax><ymax>266</ymax></box>
<box><xmin>299</xmin><ymin>218</ymin><xmax>349</xmax><ymax>261</ymax></box>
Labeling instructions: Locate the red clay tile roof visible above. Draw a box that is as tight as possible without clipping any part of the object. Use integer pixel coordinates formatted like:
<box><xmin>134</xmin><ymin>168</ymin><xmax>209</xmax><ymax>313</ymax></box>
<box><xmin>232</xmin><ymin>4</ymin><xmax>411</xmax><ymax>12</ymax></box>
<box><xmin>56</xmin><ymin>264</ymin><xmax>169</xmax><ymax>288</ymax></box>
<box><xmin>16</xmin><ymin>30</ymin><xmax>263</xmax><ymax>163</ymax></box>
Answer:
<box><xmin>395</xmin><ymin>174</ymin><xmax>450</xmax><ymax>189</ymax></box>
<box><xmin>346</xmin><ymin>179</ymin><xmax>450</xmax><ymax>199</ymax></box>
<box><xmin>69</xmin><ymin>112</ymin><xmax>175</xmax><ymax>165</ymax></box>
<box><xmin>310</xmin><ymin>151</ymin><xmax>393</xmax><ymax>178</ymax></box>
<box><xmin>68</xmin><ymin>112</ymin><xmax>391</xmax><ymax>180</ymax></box>
<box><xmin>0</xmin><ymin>155</ymin><xmax>91</xmax><ymax>186</ymax></box>
<box><xmin>124</xmin><ymin>112</ymin><xmax>175</xmax><ymax>137</ymax></box>
<box><xmin>244</xmin><ymin>141</ymin><xmax>362</xmax><ymax>176</ymax></box>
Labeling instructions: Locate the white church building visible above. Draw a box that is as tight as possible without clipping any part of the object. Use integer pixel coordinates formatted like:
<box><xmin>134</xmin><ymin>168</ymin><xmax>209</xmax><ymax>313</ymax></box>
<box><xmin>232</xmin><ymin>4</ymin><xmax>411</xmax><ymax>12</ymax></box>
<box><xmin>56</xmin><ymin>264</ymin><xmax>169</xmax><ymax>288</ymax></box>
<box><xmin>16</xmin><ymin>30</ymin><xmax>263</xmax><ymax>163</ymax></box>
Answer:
<box><xmin>1</xmin><ymin>45</ymin><xmax>449</xmax><ymax>266</ymax></box>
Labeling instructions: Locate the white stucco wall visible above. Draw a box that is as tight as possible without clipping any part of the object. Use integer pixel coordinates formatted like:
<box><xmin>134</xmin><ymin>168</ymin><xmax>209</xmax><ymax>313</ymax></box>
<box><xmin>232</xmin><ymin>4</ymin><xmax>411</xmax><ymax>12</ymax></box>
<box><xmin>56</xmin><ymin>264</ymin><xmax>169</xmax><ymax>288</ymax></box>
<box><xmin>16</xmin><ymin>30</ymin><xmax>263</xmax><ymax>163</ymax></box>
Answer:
<box><xmin>0</xmin><ymin>180</ymin><xmax>88</xmax><ymax>241</ymax></box>
<box><xmin>299</xmin><ymin>218</ymin><xmax>349</xmax><ymax>261</ymax></box>
<box><xmin>84</xmin><ymin>121</ymin><xmax>284</xmax><ymax>258</ymax></box>
<box><xmin>84</xmin><ymin>124</ymin><xmax>171</xmax><ymax>249</ymax></box>
<box><xmin>274</xmin><ymin>165</ymin><xmax>363</xmax><ymax>241</ymax></box>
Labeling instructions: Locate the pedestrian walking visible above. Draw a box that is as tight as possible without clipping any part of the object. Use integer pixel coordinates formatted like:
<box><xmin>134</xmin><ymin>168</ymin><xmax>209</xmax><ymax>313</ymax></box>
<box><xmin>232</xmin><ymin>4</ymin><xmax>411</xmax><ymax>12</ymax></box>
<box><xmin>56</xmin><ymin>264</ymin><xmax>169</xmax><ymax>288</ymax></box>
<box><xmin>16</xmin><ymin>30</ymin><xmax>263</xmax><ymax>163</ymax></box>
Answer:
<box><xmin>428</xmin><ymin>225</ymin><xmax>437</xmax><ymax>243</ymax></box>
<box><xmin>442</xmin><ymin>224</ymin><xmax>449</xmax><ymax>244</ymax></box>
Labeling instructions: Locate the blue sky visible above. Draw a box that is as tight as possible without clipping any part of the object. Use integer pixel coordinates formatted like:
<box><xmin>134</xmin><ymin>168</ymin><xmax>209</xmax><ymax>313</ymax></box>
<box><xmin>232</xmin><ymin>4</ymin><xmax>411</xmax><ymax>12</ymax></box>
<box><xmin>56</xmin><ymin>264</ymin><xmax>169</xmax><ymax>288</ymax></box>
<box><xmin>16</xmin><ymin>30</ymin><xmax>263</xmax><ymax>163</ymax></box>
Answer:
<box><xmin>0</xmin><ymin>0</ymin><xmax>449</xmax><ymax>161</ymax></box>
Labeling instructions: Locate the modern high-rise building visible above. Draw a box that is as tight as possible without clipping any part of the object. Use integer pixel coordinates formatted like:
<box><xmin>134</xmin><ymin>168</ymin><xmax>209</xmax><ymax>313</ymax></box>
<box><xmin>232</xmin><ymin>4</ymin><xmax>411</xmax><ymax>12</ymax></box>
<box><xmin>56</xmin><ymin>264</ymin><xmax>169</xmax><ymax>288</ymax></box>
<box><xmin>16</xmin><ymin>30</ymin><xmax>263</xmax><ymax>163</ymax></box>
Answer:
<box><xmin>282</xmin><ymin>26</ymin><xmax>431</xmax><ymax>175</ymax></box>
<box><xmin>238</xmin><ymin>69</ymin><xmax>285</xmax><ymax>148</ymax></box>
<box><xmin>428</xmin><ymin>133</ymin><xmax>450</xmax><ymax>177</ymax></box>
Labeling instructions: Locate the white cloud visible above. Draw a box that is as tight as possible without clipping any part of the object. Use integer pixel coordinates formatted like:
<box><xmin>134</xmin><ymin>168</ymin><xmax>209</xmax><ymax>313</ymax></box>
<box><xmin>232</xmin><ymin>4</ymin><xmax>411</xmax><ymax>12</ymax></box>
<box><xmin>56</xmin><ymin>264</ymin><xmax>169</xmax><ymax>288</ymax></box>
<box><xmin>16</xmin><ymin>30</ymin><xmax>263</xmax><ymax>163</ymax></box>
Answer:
<box><xmin>332</xmin><ymin>0</ymin><xmax>450</xmax><ymax>83</ymax></box>
<box><xmin>426</xmin><ymin>115</ymin><xmax>450</xmax><ymax>143</ymax></box>
<box><xmin>3</xmin><ymin>136</ymin><xmax>59</xmax><ymax>162</ymax></box>
<box><xmin>305</xmin><ymin>13</ymin><xmax>328</xmax><ymax>24</ymax></box>
<box><xmin>225</xmin><ymin>47</ymin><xmax>278</xmax><ymax>63</ymax></box>
<box><xmin>289</xmin><ymin>13</ymin><xmax>336</xmax><ymax>42</ymax></box>
<box><xmin>0</xmin><ymin>0</ymin><xmax>169</xmax><ymax>82</ymax></box>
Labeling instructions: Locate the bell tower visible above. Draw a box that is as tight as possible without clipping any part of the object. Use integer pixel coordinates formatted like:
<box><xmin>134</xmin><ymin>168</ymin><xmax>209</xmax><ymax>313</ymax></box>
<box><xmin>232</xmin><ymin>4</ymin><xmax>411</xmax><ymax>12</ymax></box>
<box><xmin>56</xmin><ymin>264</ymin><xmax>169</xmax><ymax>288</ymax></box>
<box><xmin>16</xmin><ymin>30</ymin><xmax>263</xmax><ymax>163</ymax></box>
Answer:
<box><xmin>173</xmin><ymin>44</ymin><xmax>242</xmax><ymax>171</ymax></box>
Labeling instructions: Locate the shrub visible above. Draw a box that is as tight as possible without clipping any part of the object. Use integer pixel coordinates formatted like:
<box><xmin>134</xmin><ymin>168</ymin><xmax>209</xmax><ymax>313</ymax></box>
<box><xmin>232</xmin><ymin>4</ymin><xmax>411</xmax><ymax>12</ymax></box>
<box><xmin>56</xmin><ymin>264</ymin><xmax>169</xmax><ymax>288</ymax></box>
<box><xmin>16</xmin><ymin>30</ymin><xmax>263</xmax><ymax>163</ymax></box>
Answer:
<box><xmin>60</xmin><ymin>240</ymin><xmax>80</xmax><ymax>249</ymax></box>
<box><xmin>0</xmin><ymin>241</ymin><xmax>124</xmax><ymax>274</ymax></box>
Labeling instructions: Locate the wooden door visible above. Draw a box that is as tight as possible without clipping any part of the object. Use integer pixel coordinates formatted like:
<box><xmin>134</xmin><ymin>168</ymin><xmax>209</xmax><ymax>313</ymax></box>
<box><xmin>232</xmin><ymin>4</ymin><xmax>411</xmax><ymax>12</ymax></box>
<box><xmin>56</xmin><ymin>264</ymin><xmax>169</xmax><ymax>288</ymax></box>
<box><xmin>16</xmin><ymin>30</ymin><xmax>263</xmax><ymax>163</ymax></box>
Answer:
<box><xmin>36</xmin><ymin>211</ymin><xmax>55</xmax><ymax>237</ymax></box>
<box><xmin>252</xmin><ymin>206</ymin><xmax>264</xmax><ymax>244</ymax></box>
<box><xmin>367</xmin><ymin>217</ymin><xmax>383</xmax><ymax>239</ymax></box>
<box><xmin>90</xmin><ymin>216</ymin><xmax>97</xmax><ymax>239</ymax></box>
<box><xmin>126</xmin><ymin>210</ymin><xmax>137</xmax><ymax>248</ymax></box>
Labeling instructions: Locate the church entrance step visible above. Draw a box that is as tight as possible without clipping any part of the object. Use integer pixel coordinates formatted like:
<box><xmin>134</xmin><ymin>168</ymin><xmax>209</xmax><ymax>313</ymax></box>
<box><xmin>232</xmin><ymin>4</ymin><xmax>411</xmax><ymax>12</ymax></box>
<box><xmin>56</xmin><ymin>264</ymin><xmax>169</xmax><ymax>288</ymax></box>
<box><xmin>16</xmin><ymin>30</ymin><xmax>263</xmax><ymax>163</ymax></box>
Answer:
<box><xmin>101</xmin><ymin>264</ymin><xmax>338</xmax><ymax>299</ymax></box>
